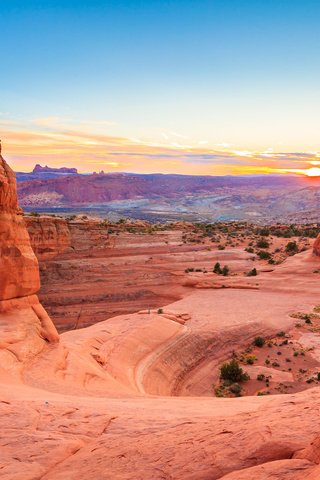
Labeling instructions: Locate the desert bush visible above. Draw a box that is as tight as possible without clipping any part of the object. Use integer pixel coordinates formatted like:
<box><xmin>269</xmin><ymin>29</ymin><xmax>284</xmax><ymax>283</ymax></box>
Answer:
<box><xmin>213</xmin><ymin>262</ymin><xmax>222</xmax><ymax>274</ymax></box>
<box><xmin>247</xmin><ymin>268</ymin><xmax>257</xmax><ymax>277</ymax></box>
<box><xmin>257</xmin><ymin>250</ymin><xmax>271</xmax><ymax>260</ymax></box>
<box><xmin>220</xmin><ymin>359</ymin><xmax>249</xmax><ymax>383</ymax></box>
<box><xmin>256</xmin><ymin>238</ymin><xmax>270</xmax><ymax>249</ymax></box>
<box><xmin>253</xmin><ymin>336</ymin><xmax>265</xmax><ymax>347</ymax></box>
<box><xmin>246</xmin><ymin>355</ymin><xmax>256</xmax><ymax>365</ymax></box>
<box><xmin>222</xmin><ymin>265</ymin><xmax>229</xmax><ymax>276</ymax></box>
<box><xmin>286</xmin><ymin>241</ymin><xmax>298</xmax><ymax>254</ymax></box>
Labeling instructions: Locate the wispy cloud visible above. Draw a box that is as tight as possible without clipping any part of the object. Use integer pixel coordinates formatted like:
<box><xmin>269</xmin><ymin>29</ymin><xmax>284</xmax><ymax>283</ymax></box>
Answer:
<box><xmin>1</xmin><ymin>117</ymin><xmax>319</xmax><ymax>176</ymax></box>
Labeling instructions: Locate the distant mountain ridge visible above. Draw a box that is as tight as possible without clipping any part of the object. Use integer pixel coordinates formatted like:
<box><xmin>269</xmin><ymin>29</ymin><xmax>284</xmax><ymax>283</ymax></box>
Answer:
<box><xmin>15</xmin><ymin>168</ymin><xmax>320</xmax><ymax>223</ymax></box>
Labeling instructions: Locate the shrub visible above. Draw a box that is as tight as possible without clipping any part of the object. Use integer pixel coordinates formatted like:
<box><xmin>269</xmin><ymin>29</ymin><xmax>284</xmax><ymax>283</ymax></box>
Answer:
<box><xmin>286</xmin><ymin>241</ymin><xmax>298</xmax><ymax>254</ymax></box>
<box><xmin>220</xmin><ymin>359</ymin><xmax>250</xmax><ymax>383</ymax></box>
<box><xmin>257</xmin><ymin>250</ymin><xmax>271</xmax><ymax>260</ymax></box>
<box><xmin>254</xmin><ymin>336</ymin><xmax>265</xmax><ymax>347</ymax></box>
<box><xmin>272</xmin><ymin>361</ymin><xmax>280</xmax><ymax>367</ymax></box>
<box><xmin>257</xmin><ymin>374</ymin><xmax>265</xmax><ymax>381</ymax></box>
<box><xmin>256</xmin><ymin>238</ymin><xmax>270</xmax><ymax>249</ymax></box>
<box><xmin>157</xmin><ymin>308</ymin><xmax>164</xmax><ymax>314</ymax></box>
<box><xmin>247</xmin><ymin>268</ymin><xmax>257</xmax><ymax>277</ymax></box>
<box><xmin>222</xmin><ymin>265</ymin><xmax>229</xmax><ymax>276</ymax></box>
<box><xmin>246</xmin><ymin>355</ymin><xmax>256</xmax><ymax>365</ymax></box>
<box><xmin>217</xmin><ymin>245</ymin><xmax>225</xmax><ymax>250</ymax></box>
<box><xmin>258</xmin><ymin>228</ymin><xmax>270</xmax><ymax>237</ymax></box>
<box><xmin>29</xmin><ymin>211</ymin><xmax>40</xmax><ymax>217</ymax></box>
<box><xmin>245</xmin><ymin>247</ymin><xmax>254</xmax><ymax>253</ymax></box>
<box><xmin>213</xmin><ymin>262</ymin><xmax>222</xmax><ymax>274</ymax></box>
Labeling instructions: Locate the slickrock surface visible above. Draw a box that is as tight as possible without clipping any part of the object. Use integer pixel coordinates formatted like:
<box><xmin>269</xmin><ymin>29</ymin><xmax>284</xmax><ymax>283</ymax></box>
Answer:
<box><xmin>2</xmin><ymin>154</ymin><xmax>320</xmax><ymax>479</ymax></box>
<box><xmin>313</xmin><ymin>233</ymin><xmax>320</xmax><ymax>256</ymax></box>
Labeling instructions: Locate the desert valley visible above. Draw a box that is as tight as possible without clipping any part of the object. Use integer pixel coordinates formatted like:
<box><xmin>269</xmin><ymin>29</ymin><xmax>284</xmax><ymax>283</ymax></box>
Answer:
<box><xmin>2</xmin><ymin>1</ymin><xmax>320</xmax><ymax>478</ymax></box>
<box><xmin>2</xmin><ymin>151</ymin><xmax>320</xmax><ymax>479</ymax></box>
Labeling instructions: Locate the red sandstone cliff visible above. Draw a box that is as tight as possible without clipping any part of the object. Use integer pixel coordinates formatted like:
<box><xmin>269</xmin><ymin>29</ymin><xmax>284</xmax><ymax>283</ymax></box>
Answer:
<box><xmin>0</xmin><ymin>153</ymin><xmax>59</xmax><ymax>346</ymax></box>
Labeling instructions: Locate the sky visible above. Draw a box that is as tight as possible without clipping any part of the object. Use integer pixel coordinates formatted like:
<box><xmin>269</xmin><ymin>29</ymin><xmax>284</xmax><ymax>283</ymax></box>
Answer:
<box><xmin>1</xmin><ymin>0</ymin><xmax>320</xmax><ymax>176</ymax></box>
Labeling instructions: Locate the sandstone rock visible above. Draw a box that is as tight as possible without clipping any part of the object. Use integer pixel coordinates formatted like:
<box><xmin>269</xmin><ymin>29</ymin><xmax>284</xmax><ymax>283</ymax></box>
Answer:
<box><xmin>25</xmin><ymin>216</ymin><xmax>71</xmax><ymax>260</ymax></box>
<box><xmin>0</xmin><ymin>153</ymin><xmax>59</xmax><ymax>344</ymax></box>
<box><xmin>313</xmin><ymin>234</ymin><xmax>320</xmax><ymax>256</ymax></box>
<box><xmin>294</xmin><ymin>434</ymin><xmax>320</xmax><ymax>464</ymax></box>
<box><xmin>0</xmin><ymin>154</ymin><xmax>40</xmax><ymax>299</ymax></box>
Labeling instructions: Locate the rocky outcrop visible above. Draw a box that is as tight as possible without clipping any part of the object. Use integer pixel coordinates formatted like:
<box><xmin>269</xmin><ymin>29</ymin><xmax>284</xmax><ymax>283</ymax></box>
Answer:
<box><xmin>0</xmin><ymin>155</ymin><xmax>40</xmax><ymax>299</ymax></box>
<box><xmin>25</xmin><ymin>216</ymin><xmax>71</xmax><ymax>260</ymax></box>
<box><xmin>33</xmin><ymin>164</ymin><xmax>78</xmax><ymax>174</ymax></box>
<box><xmin>0</xmin><ymin>153</ymin><xmax>59</xmax><ymax>344</ymax></box>
<box><xmin>313</xmin><ymin>234</ymin><xmax>320</xmax><ymax>256</ymax></box>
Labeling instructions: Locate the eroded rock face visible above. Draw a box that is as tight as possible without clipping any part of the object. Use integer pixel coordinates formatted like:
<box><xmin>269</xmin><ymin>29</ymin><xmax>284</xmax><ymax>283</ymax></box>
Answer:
<box><xmin>0</xmin><ymin>155</ymin><xmax>40</xmax><ymax>300</ymax></box>
<box><xmin>25</xmin><ymin>216</ymin><xmax>71</xmax><ymax>261</ymax></box>
<box><xmin>313</xmin><ymin>234</ymin><xmax>320</xmax><ymax>256</ymax></box>
<box><xmin>0</xmin><ymin>153</ymin><xmax>59</xmax><ymax>343</ymax></box>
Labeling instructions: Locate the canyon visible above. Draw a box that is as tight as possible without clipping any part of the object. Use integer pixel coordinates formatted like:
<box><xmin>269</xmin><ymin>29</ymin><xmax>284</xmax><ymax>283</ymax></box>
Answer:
<box><xmin>1</xmin><ymin>152</ymin><xmax>320</xmax><ymax>479</ymax></box>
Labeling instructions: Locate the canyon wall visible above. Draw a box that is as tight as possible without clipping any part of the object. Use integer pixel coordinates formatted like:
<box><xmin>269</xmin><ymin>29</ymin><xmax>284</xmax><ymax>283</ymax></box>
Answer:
<box><xmin>26</xmin><ymin>217</ymin><xmax>188</xmax><ymax>330</ymax></box>
<box><xmin>0</xmin><ymin>154</ymin><xmax>59</xmax><ymax>357</ymax></box>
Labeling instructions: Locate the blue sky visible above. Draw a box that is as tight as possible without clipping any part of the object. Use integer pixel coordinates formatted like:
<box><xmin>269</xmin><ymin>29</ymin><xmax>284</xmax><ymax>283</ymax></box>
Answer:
<box><xmin>1</xmin><ymin>0</ymin><xmax>320</xmax><ymax>174</ymax></box>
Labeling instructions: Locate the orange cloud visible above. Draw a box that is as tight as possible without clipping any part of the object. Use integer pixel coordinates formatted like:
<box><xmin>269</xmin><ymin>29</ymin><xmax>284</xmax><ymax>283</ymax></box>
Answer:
<box><xmin>1</xmin><ymin>118</ymin><xmax>320</xmax><ymax>176</ymax></box>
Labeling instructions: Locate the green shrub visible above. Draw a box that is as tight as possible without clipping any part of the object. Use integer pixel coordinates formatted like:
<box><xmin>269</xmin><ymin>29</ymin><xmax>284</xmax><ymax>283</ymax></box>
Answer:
<box><xmin>256</xmin><ymin>238</ymin><xmax>270</xmax><ymax>249</ymax></box>
<box><xmin>213</xmin><ymin>262</ymin><xmax>222</xmax><ymax>274</ymax></box>
<box><xmin>247</xmin><ymin>268</ymin><xmax>257</xmax><ymax>277</ymax></box>
<box><xmin>222</xmin><ymin>265</ymin><xmax>230</xmax><ymax>276</ymax></box>
<box><xmin>246</xmin><ymin>355</ymin><xmax>256</xmax><ymax>365</ymax></box>
<box><xmin>257</xmin><ymin>250</ymin><xmax>271</xmax><ymax>260</ymax></box>
<box><xmin>220</xmin><ymin>359</ymin><xmax>250</xmax><ymax>383</ymax></box>
<box><xmin>253</xmin><ymin>336</ymin><xmax>265</xmax><ymax>347</ymax></box>
<box><xmin>286</xmin><ymin>241</ymin><xmax>298</xmax><ymax>254</ymax></box>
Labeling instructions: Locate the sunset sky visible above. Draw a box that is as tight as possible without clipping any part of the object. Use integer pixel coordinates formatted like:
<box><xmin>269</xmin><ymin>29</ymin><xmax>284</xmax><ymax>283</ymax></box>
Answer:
<box><xmin>1</xmin><ymin>0</ymin><xmax>320</xmax><ymax>175</ymax></box>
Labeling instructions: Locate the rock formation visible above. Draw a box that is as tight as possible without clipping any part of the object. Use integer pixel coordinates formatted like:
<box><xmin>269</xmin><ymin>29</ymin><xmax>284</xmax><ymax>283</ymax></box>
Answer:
<box><xmin>33</xmin><ymin>164</ymin><xmax>78</xmax><ymax>174</ymax></box>
<box><xmin>0</xmin><ymin>152</ymin><xmax>59</xmax><ymax>347</ymax></box>
<box><xmin>313</xmin><ymin>234</ymin><xmax>320</xmax><ymax>256</ymax></box>
<box><xmin>25</xmin><ymin>216</ymin><xmax>71</xmax><ymax>260</ymax></box>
